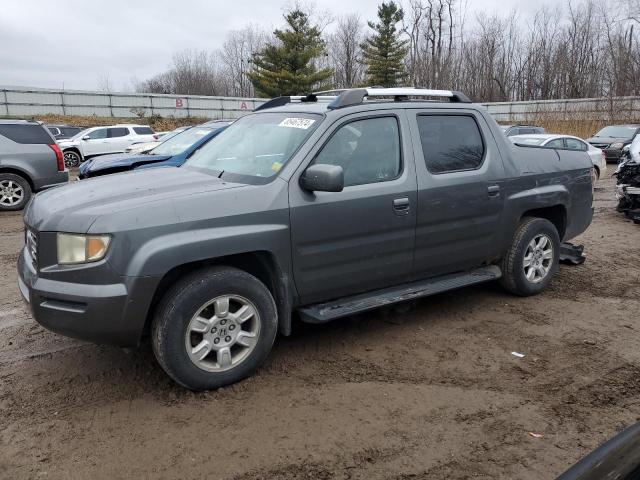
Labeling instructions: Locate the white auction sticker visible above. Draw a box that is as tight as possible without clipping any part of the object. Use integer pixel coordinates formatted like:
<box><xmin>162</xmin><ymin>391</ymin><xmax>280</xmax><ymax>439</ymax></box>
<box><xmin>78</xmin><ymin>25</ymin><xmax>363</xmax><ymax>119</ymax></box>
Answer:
<box><xmin>278</xmin><ymin>118</ymin><xmax>316</xmax><ymax>129</ymax></box>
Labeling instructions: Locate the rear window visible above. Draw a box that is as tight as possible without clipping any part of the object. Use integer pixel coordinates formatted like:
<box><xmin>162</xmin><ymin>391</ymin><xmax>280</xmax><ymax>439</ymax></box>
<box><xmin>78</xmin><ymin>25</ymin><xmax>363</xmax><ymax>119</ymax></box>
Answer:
<box><xmin>417</xmin><ymin>115</ymin><xmax>485</xmax><ymax>174</ymax></box>
<box><xmin>512</xmin><ymin>137</ymin><xmax>545</xmax><ymax>146</ymax></box>
<box><xmin>0</xmin><ymin>124</ymin><xmax>52</xmax><ymax>144</ymax></box>
<box><xmin>133</xmin><ymin>127</ymin><xmax>154</xmax><ymax>135</ymax></box>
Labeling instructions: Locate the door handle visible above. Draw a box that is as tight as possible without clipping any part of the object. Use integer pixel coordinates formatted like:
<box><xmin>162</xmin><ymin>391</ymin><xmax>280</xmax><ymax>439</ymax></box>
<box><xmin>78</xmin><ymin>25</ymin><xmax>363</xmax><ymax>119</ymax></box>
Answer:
<box><xmin>393</xmin><ymin>197</ymin><xmax>410</xmax><ymax>214</ymax></box>
<box><xmin>487</xmin><ymin>185</ymin><xmax>501</xmax><ymax>197</ymax></box>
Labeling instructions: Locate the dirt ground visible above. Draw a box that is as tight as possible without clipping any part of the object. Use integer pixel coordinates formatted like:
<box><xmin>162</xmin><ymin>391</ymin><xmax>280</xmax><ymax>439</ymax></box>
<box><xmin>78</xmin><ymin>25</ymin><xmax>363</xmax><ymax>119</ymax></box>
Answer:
<box><xmin>1</xmin><ymin>173</ymin><xmax>639</xmax><ymax>480</ymax></box>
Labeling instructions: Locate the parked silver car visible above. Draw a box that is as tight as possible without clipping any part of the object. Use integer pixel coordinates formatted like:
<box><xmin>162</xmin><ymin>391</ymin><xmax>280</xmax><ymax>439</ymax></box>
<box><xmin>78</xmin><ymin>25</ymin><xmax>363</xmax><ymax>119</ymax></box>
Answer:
<box><xmin>0</xmin><ymin>119</ymin><xmax>68</xmax><ymax>210</ymax></box>
<box><xmin>510</xmin><ymin>133</ymin><xmax>607</xmax><ymax>180</ymax></box>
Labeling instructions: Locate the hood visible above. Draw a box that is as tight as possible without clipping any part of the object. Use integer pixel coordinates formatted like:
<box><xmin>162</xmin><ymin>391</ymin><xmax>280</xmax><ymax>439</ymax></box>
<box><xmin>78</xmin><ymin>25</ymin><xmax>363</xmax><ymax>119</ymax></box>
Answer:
<box><xmin>79</xmin><ymin>152</ymin><xmax>171</xmax><ymax>176</ymax></box>
<box><xmin>58</xmin><ymin>138</ymin><xmax>79</xmax><ymax>147</ymax></box>
<box><xmin>587</xmin><ymin>136</ymin><xmax>631</xmax><ymax>146</ymax></box>
<box><xmin>24</xmin><ymin>167</ymin><xmax>246</xmax><ymax>233</ymax></box>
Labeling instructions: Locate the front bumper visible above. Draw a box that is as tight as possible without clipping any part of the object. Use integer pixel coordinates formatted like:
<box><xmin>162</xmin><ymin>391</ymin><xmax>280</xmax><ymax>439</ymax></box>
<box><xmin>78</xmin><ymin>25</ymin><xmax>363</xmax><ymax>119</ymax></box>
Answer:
<box><xmin>17</xmin><ymin>245</ymin><xmax>158</xmax><ymax>347</ymax></box>
<box><xmin>603</xmin><ymin>149</ymin><xmax>624</xmax><ymax>163</ymax></box>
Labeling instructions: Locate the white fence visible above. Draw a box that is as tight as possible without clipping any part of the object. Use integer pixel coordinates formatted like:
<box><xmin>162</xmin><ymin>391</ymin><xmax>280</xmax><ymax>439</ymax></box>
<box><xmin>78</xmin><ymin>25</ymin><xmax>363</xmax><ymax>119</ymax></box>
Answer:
<box><xmin>482</xmin><ymin>96</ymin><xmax>640</xmax><ymax>122</ymax></box>
<box><xmin>2</xmin><ymin>86</ymin><xmax>639</xmax><ymax>122</ymax></box>
<box><xmin>0</xmin><ymin>86</ymin><xmax>265</xmax><ymax>119</ymax></box>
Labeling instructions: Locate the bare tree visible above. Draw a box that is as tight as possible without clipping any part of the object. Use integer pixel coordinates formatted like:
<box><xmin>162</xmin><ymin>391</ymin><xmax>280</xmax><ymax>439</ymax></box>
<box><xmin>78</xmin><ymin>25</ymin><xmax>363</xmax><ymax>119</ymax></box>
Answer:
<box><xmin>96</xmin><ymin>73</ymin><xmax>113</xmax><ymax>92</ymax></box>
<box><xmin>220</xmin><ymin>25</ymin><xmax>269</xmax><ymax>97</ymax></box>
<box><xmin>327</xmin><ymin>14</ymin><xmax>365</xmax><ymax>88</ymax></box>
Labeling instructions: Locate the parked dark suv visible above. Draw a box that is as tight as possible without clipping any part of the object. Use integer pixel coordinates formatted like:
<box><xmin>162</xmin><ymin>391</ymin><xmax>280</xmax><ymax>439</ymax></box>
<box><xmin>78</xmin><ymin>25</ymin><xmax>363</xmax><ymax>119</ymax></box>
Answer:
<box><xmin>0</xmin><ymin>120</ymin><xmax>68</xmax><ymax>211</ymax></box>
<box><xmin>18</xmin><ymin>88</ymin><xmax>593</xmax><ymax>390</ymax></box>
<box><xmin>46</xmin><ymin>124</ymin><xmax>84</xmax><ymax>140</ymax></box>
<box><xmin>587</xmin><ymin>124</ymin><xmax>640</xmax><ymax>163</ymax></box>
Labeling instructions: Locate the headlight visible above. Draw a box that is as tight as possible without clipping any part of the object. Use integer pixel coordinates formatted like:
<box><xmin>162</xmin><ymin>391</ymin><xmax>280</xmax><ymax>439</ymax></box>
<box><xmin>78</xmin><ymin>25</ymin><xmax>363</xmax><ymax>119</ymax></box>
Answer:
<box><xmin>57</xmin><ymin>233</ymin><xmax>111</xmax><ymax>264</ymax></box>
<box><xmin>611</xmin><ymin>143</ymin><xmax>624</xmax><ymax>150</ymax></box>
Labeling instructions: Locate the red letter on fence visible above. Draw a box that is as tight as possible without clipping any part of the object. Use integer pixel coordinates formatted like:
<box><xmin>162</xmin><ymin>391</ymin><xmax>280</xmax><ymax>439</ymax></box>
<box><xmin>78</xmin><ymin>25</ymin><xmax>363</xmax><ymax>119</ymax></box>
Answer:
<box><xmin>240</xmin><ymin>101</ymin><xmax>247</xmax><ymax>110</ymax></box>
<box><xmin>175</xmin><ymin>98</ymin><xmax>184</xmax><ymax>108</ymax></box>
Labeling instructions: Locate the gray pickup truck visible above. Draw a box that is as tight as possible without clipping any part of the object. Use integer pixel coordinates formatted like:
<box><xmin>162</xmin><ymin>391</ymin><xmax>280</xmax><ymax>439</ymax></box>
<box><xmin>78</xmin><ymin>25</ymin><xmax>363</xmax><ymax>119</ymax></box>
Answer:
<box><xmin>17</xmin><ymin>88</ymin><xmax>594</xmax><ymax>390</ymax></box>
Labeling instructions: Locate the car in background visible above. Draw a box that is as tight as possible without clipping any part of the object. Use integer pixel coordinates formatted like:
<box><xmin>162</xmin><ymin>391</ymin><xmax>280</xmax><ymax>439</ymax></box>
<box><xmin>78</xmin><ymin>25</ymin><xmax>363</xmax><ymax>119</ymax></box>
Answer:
<box><xmin>58</xmin><ymin>124</ymin><xmax>156</xmax><ymax>168</ymax></box>
<box><xmin>0</xmin><ymin>119</ymin><xmax>68</xmax><ymax>211</ymax></box>
<box><xmin>510</xmin><ymin>134</ymin><xmax>607</xmax><ymax>180</ymax></box>
<box><xmin>46</xmin><ymin>124</ymin><xmax>83</xmax><ymax>140</ymax></box>
<box><xmin>78</xmin><ymin>121</ymin><xmax>231</xmax><ymax>179</ymax></box>
<box><xmin>124</xmin><ymin>126</ymin><xmax>192</xmax><ymax>154</ymax></box>
<box><xmin>500</xmin><ymin>124</ymin><xmax>546</xmax><ymax>136</ymax></box>
<box><xmin>587</xmin><ymin>124</ymin><xmax>640</xmax><ymax>163</ymax></box>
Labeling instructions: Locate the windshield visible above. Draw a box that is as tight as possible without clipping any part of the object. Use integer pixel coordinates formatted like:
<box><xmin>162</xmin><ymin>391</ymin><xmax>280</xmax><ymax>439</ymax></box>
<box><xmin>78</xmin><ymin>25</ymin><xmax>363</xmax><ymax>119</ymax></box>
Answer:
<box><xmin>187</xmin><ymin>113</ymin><xmax>321</xmax><ymax>178</ymax></box>
<box><xmin>595</xmin><ymin>126</ymin><xmax>638</xmax><ymax>138</ymax></box>
<box><xmin>511</xmin><ymin>137</ymin><xmax>545</xmax><ymax>146</ymax></box>
<box><xmin>149</xmin><ymin>128</ymin><xmax>212</xmax><ymax>156</ymax></box>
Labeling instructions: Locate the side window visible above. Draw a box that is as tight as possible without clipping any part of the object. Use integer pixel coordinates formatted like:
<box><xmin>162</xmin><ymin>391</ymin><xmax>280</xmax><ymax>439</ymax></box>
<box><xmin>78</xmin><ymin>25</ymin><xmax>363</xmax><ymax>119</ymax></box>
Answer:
<box><xmin>108</xmin><ymin>127</ymin><xmax>129</xmax><ymax>138</ymax></box>
<box><xmin>519</xmin><ymin>128</ymin><xmax>535</xmax><ymax>135</ymax></box>
<box><xmin>565</xmin><ymin>138</ymin><xmax>587</xmax><ymax>151</ymax></box>
<box><xmin>313</xmin><ymin>116</ymin><xmax>401</xmax><ymax>187</ymax></box>
<box><xmin>546</xmin><ymin>139</ymin><xmax>565</xmax><ymax>149</ymax></box>
<box><xmin>417</xmin><ymin>115</ymin><xmax>485</xmax><ymax>174</ymax></box>
<box><xmin>0</xmin><ymin>124</ymin><xmax>53</xmax><ymax>144</ymax></box>
<box><xmin>86</xmin><ymin>128</ymin><xmax>107</xmax><ymax>140</ymax></box>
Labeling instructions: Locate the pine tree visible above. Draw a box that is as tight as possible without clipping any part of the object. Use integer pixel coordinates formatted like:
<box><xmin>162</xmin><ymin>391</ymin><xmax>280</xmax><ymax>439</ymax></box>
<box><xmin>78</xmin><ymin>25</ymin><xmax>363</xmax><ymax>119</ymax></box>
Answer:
<box><xmin>361</xmin><ymin>2</ymin><xmax>409</xmax><ymax>87</ymax></box>
<box><xmin>248</xmin><ymin>10</ymin><xmax>333</xmax><ymax>97</ymax></box>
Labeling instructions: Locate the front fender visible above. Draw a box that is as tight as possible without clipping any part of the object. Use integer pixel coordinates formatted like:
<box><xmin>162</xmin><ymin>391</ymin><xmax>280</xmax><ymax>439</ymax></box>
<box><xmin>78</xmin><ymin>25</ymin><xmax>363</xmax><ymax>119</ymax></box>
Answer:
<box><xmin>124</xmin><ymin>223</ymin><xmax>291</xmax><ymax>277</ymax></box>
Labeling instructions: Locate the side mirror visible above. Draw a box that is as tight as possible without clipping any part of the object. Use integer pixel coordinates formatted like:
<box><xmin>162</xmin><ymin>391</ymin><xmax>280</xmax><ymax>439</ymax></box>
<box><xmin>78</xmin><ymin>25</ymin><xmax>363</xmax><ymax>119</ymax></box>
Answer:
<box><xmin>300</xmin><ymin>164</ymin><xmax>344</xmax><ymax>192</ymax></box>
<box><xmin>82</xmin><ymin>135</ymin><xmax>91</xmax><ymax>141</ymax></box>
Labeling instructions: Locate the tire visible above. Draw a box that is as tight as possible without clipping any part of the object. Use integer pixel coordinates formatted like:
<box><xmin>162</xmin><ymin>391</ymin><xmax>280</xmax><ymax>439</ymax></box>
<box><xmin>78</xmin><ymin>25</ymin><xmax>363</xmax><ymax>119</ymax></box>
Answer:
<box><xmin>0</xmin><ymin>173</ymin><xmax>31</xmax><ymax>211</ymax></box>
<box><xmin>63</xmin><ymin>150</ymin><xmax>81</xmax><ymax>168</ymax></box>
<box><xmin>499</xmin><ymin>217</ymin><xmax>560</xmax><ymax>297</ymax></box>
<box><xmin>151</xmin><ymin>266</ymin><xmax>278</xmax><ymax>391</ymax></box>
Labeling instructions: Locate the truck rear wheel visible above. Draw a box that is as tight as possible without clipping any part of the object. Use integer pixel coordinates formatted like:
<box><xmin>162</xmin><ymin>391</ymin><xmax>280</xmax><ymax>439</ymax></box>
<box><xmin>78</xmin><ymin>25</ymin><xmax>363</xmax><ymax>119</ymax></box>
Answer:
<box><xmin>499</xmin><ymin>217</ymin><xmax>560</xmax><ymax>296</ymax></box>
<box><xmin>151</xmin><ymin>266</ymin><xmax>278</xmax><ymax>391</ymax></box>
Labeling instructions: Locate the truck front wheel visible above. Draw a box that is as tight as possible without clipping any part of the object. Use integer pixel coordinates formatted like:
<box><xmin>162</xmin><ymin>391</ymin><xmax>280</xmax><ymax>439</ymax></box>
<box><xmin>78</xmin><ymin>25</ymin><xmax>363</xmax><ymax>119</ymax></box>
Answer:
<box><xmin>499</xmin><ymin>217</ymin><xmax>560</xmax><ymax>296</ymax></box>
<box><xmin>151</xmin><ymin>266</ymin><xmax>278</xmax><ymax>391</ymax></box>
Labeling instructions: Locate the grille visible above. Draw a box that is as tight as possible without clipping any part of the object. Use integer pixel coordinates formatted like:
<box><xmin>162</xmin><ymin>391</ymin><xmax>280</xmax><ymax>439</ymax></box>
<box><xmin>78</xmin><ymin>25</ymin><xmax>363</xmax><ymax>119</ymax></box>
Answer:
<box><xmin>591</xmin><ymin>143</ymin><xmax>610</xmax><ymax>150</ymax></box>
<box><xmin>26</xmin><ymin>229</ymin><xmax>37</xmax><ymax>269</ymax></box>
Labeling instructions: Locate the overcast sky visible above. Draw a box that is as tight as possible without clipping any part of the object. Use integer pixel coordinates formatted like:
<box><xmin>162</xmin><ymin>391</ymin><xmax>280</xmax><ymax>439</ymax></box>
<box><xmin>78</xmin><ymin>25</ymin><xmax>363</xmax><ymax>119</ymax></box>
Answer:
<box><xmin>1</xmin><ymin>0</ymin><xmax>554</xmax><ymax>92</ymax></box>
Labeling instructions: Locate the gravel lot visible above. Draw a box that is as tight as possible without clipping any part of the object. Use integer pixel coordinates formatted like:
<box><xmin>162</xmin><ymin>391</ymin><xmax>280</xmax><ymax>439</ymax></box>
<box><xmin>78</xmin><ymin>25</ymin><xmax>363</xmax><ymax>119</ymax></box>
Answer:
<box><xmin>1</xmin><ymin>174</ymin><xmax>639</xmax><ymax>479</ymax></box>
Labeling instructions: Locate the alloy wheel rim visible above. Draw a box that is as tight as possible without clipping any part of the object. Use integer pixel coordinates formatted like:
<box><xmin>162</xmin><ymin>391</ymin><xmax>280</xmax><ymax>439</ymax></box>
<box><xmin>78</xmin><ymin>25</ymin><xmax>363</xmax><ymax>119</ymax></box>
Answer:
<box><xmin>0</xmin><ymin>180</ymin><xmax>24</xmax><ymax>206</ymax></box>
<box><xmin>523</xmin><ymin>233</ymin><xmax>554</xmax><ymax>284</ymax></box>
<box><xmin>64</xmin><ymin>151</ymin><xmax>79</xmax><ymax>167</ymax></box>
<box><xmin>184</xmin><ymin>295</ymin><xmax>261</xmax><ymax>372</ymax></box>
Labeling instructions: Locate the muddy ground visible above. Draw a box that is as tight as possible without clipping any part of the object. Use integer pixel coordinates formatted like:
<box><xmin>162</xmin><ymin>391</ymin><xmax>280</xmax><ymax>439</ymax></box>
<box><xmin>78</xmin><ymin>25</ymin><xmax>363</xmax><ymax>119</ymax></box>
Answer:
<box><xmin>1</xmin><ymin>174</ymin><xmax>639</xmax><ymax>480</ymax></box>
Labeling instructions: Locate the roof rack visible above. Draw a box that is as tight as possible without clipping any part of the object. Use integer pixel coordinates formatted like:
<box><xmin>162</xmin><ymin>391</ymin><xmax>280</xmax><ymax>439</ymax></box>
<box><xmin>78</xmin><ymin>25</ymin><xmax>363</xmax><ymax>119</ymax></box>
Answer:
<box><xmin>254</xmin><ymin>87</ymin><xmax>472</xmax><ymax>112</ymax></box>
<box><xmin>328</xmin><ymin>88</ymin><xmax>471</xmax><ymax>109</ymax></box>
<box><xmin>254</xmin><ymin>93</ymin><xmax>338</xmax><ymax>111</ymax></box>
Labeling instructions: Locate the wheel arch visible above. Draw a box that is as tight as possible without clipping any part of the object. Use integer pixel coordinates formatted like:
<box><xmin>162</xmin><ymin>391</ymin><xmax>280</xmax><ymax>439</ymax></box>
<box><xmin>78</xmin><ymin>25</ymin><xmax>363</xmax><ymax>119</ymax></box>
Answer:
<box><xmin>142</xmin><ymin>250</ymin><xmax>294</xmax><ymax>342</ymax></box>
<box><xmin>0</xmin><ymin>166</ymin><xmax>34</xmax><ymax>191</ymax></box>
<box><xmin>520</xmin><ymin>204</ymin><xmax>567</xmax><ymax>240</ymax></box>
<box><xmin>62</xmin><ymin>147</ymin><xmax>83</xmax><ymax>160</ymax></box>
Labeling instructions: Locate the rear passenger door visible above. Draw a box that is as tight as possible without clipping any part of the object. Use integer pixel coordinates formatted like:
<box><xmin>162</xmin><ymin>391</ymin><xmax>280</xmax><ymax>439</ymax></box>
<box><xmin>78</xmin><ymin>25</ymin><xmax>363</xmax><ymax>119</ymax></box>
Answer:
<box><xmin>409</xmin><ymin>111</ymin><xmax>506</xmax><ymax>279</ymax></box>
<box><xmin>289</xmin><ymin>112</ymin><xmax>417</xmax><ymax>305</ymax></box>
<box><xmin>107</xmin><ymin>127</ymin><xmax>131</xmax><ymax>153</ymax></box>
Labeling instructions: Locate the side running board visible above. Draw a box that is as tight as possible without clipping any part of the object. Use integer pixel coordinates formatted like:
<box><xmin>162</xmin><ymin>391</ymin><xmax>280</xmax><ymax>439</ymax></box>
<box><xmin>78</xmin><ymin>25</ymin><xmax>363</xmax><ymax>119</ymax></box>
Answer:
<box><xmin>298</xmin><ymin>265</ymin><xmax>501</xmax><ymax>324</ymax></box>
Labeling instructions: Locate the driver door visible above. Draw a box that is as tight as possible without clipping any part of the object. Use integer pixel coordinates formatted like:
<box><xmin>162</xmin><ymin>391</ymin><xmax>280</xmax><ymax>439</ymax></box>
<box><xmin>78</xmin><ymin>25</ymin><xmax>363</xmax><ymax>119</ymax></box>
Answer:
<box><xmin>289</xmin><ymin>112</ymin><xmax>417</xmax><ymax>305</ymax></box>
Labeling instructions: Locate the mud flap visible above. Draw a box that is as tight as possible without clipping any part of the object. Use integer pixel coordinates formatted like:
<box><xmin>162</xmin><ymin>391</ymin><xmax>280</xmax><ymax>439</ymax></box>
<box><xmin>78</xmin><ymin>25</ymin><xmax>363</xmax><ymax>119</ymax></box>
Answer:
<box><xmin>560</xmin><ymin>242</ymin><xmax>586</xmax><ymax>265</ymax></box>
